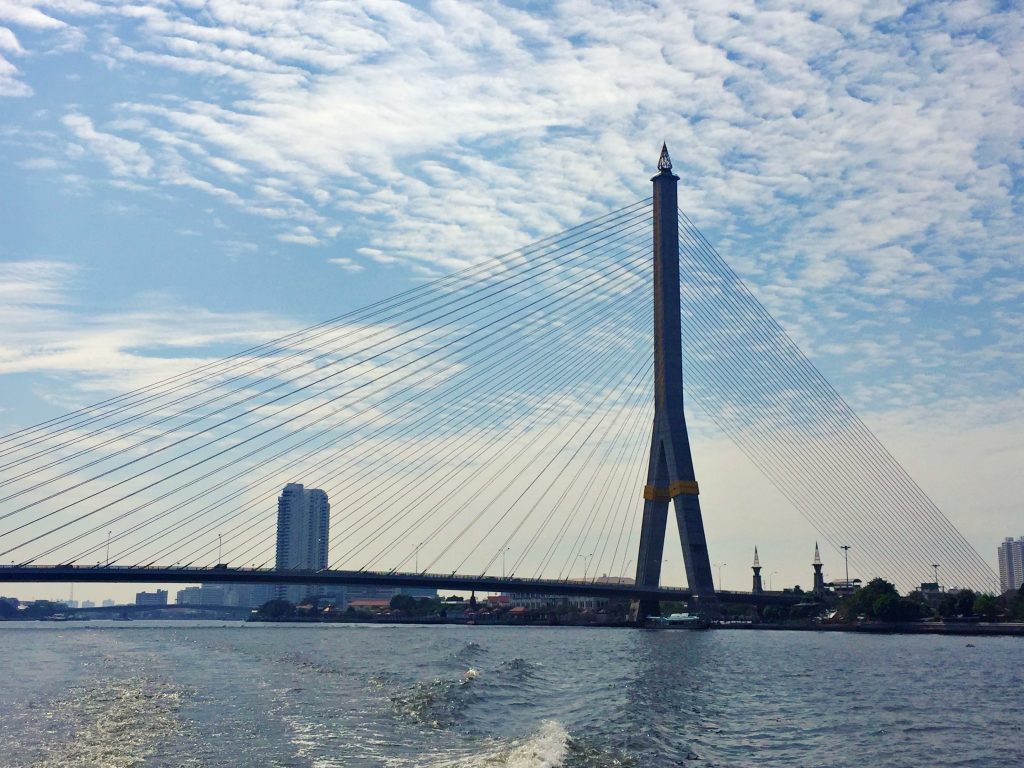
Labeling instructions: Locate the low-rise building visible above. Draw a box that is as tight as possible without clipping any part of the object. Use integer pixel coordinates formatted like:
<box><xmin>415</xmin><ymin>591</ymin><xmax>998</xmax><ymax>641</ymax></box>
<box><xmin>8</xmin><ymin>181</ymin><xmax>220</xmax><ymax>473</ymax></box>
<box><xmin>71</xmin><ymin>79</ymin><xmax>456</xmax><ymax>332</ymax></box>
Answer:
<box><xmin>135</xmin><ymin>589</ymin><xmax>168</xmax><ymax>606</ymax></box>
<box><xmin>504</xmin><ymin>575</ymin><xmax>632</xmax><ymax>611</ymax></box>
<box><xmin>176</xmin><ymin>586</ymin><xmax>203</xmax><ymax>605</ymax></box>
<box><xmin>348</xmin><ymin>598</ymin><xmax>391</xmax><ymax>612</ymax></box>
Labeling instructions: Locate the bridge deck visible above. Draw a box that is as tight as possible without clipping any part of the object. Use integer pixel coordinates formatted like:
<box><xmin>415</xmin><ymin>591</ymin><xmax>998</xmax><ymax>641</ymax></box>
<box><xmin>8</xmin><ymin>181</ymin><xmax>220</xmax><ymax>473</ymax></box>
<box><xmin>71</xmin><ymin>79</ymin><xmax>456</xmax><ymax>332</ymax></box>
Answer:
<box><xmin>0</xmin><ymin>565</ymin><xmax>802</xmax><ymax>606</ymax></box>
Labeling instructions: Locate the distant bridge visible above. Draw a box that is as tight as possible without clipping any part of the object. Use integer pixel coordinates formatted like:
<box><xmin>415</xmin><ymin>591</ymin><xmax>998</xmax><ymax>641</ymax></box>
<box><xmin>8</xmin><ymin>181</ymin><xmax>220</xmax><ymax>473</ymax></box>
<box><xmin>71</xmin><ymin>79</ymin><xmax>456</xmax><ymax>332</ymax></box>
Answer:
<box><xmin>0</xmin><ymin>565</ymin><xmax>804</xmax><ymax>607</ymax></box>
<box><xmin>69</xmin><ymin>601</ymin><xmax>252</xmax><ymax>617</ymax></box>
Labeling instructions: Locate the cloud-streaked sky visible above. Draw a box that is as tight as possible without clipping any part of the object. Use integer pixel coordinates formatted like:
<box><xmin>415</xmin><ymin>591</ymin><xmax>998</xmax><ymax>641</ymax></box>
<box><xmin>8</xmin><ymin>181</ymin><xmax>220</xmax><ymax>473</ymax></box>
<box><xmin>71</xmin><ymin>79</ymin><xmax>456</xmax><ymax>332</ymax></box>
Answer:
<box><xmin>1</xmin><ymin>0</ymin><xmax>1021</xmax><ymax>602</ymax></box>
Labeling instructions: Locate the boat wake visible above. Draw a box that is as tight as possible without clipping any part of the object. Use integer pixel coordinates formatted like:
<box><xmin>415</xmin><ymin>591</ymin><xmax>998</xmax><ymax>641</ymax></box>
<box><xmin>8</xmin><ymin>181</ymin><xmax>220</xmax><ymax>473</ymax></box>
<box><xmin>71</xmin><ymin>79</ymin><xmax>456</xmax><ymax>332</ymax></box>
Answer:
<box><xmin>26</xmin><ymin>676</ymin><xmax>186</xmax><ymax>768</ymax></box>
<box><xmin>380</xmin><ymin>671</ymin><xmax>480</xmax><ymax>729</ymax></box>
<box><xmin>433</xmin><ymin>720</ymin><xmax>570</xmax><ymax>768</ymax></box>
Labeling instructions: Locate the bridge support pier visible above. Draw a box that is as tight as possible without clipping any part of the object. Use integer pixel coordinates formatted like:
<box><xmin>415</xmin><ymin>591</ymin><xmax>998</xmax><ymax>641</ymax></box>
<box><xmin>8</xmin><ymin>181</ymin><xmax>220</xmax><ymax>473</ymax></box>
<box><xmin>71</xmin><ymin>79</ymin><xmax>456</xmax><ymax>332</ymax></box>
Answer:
<box><xmin>631</xmin><ymin>145</ymin><xmax>717</xmax><ymax>623</ymax></box>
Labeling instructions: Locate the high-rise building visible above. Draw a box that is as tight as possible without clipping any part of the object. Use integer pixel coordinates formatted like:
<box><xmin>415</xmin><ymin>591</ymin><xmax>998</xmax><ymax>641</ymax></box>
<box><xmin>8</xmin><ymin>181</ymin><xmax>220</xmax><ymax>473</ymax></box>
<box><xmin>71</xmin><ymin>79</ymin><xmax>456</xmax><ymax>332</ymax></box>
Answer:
<box><xmin>275</xmin><ymin>483</ymin><xmax>329</xmax><ymax>604</ymax></box>
<box><xmin>997</xmin><ymin>536</ymin><xmax>1024</xmax><ymax>593</ymax></box>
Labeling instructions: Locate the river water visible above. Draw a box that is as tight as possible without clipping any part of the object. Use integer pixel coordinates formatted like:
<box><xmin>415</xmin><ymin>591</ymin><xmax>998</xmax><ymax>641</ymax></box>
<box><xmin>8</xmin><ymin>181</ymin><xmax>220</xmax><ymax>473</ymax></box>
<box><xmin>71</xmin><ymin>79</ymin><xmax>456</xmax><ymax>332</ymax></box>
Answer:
<box><xmin>0</xmin><ymin>622</ymin><xmax>1020</xmax><ymax>767</ymax></box>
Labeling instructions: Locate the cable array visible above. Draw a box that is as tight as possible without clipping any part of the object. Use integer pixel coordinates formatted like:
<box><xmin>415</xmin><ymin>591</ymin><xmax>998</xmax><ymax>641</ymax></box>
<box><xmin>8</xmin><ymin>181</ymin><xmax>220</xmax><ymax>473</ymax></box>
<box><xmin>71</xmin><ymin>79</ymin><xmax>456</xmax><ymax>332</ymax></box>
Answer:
<box><xmin>0</xmin><ymin>197</ymin><xmax>995</xmax><ymax>594</ymax></box>
<box><xmin>0</xmin><ymin>202</ymin><xmax>655</xmax><ymax>584</ymax></box>
<box><xmin>676</xmin><ymin>213</ymin><xmax>997</xmax><ymax>592</ymax></box>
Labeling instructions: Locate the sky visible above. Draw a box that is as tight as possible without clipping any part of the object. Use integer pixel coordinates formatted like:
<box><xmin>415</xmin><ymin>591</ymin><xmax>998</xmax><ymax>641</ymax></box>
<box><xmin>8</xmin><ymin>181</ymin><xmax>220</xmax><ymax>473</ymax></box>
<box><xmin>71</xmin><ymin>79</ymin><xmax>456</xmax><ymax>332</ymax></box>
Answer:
<box><xmin>0</xmin><ymin>0</ymin><xmax>1022</xmax><ymax>604</ymax></box>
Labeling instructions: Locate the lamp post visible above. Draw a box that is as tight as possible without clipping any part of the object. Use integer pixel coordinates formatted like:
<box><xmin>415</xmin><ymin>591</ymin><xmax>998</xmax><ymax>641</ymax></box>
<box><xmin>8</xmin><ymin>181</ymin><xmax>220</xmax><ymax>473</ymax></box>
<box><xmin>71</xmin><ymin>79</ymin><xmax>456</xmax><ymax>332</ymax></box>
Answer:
<box><xmin>415</xmin><ymin>542</ymin><xmax>423</xmax><ymax>573</ymax></box>
<box><xmin>769</xmin><ymin>570</ymin><xmax>778</xmax><ymax>591</ymax></box>
<box><xmin>932</xmin><ymin>563</ymin><xmax>940</xmax><ymax>586</ymax></box>
<box><xmin>578</xmin><ymin>553</ymin><xmax>593</xmax><ymax>581</ymax></box>
<box><xmin>841</xmin><ymin>545</ymin><xmax>851</xmax><ymax>587</ymax></box>
<box><xmin>106</xmin><ymin>530</ymin><xmax>111</xmax><ymax>566</ymax></box>
<box><xmin>714</xmin><ymin>562</ymin><xmax>727</xmax><ymax>591</ymax></box>
<box><xmin>502</xmin><ymin>547</ymin><xmax>511</xmax><ymax>578</ymax></box>
<box><xmin>218</xmin><ymin>533</ymin><xmax>223</xmax><ymax>564</ymax></box>
<box><xmin>622</xmin><ymin>559</ymin><xmax>633</xmax><ymax>584</ymax></box>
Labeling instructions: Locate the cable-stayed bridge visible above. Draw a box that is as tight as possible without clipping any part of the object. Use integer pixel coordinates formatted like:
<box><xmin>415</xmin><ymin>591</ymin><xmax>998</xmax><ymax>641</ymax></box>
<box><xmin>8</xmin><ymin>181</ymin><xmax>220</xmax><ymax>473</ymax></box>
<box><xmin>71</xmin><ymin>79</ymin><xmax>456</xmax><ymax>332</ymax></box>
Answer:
<box><xmin>0</xmin><ymin>147</ymin><xmax>998</xmax><ymax>611</ymax></box>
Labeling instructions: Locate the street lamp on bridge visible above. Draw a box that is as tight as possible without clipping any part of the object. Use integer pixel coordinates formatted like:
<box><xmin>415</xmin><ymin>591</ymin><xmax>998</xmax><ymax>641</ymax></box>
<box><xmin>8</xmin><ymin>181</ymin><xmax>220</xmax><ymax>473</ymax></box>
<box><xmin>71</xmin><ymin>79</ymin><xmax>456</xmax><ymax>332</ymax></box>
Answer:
<box><xmin>578</xmin><ymin>553</ymin><xmax>593</xmax><ymax>581</ymax></box>
<box><xmin>714</xmin><ymin>562</ymin><xmax>727</xmax><ymax>591</ymax></box>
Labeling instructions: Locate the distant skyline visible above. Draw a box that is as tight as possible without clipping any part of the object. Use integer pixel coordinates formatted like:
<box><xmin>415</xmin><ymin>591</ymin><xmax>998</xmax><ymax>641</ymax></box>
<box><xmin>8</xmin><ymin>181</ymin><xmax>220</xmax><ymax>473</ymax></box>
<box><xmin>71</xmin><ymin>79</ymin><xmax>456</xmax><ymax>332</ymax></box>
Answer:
<box><xmin>1</xmin><ymin>1</ymin><xmax>1022</xmax><ymax>601</ymax></box>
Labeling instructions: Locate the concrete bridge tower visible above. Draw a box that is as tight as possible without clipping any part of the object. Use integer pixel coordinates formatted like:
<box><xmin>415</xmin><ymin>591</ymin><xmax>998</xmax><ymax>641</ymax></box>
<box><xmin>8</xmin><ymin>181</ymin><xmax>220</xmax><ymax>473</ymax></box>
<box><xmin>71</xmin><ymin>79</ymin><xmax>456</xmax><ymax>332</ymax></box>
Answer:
<box><xmin>631</xmin><ymin>145</ymin><xmax>717</xmax><ymax>621</ymax></box>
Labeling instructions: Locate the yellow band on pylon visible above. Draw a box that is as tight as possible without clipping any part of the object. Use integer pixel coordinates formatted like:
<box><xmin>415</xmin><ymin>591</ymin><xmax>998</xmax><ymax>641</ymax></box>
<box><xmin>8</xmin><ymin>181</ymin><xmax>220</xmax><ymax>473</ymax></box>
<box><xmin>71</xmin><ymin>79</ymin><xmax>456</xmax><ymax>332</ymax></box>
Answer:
<box><xmin>669</xmin><ymin>480</ymin><xmax>699</xmax><ymax>496</ymax></box>
<box><xmin>643</xmin><ymin>484</ymin><xmax>670</xmax><ymax>501</ymax></box>
<box><xmin>643</xmin><ymin>480</ymin><xmax>699</xmax><ymax>501</ymax></box>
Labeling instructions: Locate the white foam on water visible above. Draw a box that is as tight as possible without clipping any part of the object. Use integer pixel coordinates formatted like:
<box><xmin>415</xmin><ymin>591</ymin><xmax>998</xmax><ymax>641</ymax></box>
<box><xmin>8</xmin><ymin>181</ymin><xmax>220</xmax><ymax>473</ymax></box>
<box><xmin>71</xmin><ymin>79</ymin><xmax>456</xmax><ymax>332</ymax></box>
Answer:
<box><xmin>29</xmin><ymin>677</ymin><xmax>184</xmax><ymax>768</ymax></box>
<box><xmin>431</xmin><ymin>720</ymin><xmax>570</xmax><ymax>768</ymax></box>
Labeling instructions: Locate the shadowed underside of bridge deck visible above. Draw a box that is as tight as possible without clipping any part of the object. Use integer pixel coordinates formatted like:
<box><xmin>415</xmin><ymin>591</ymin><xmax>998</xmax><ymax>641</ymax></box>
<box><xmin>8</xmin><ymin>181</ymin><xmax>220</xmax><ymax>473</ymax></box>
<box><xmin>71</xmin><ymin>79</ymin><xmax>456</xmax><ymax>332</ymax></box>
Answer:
<box><xmin>0</xmin><ymin>150</ymin><xmax>998</xmax><ymax>602</ymax></box>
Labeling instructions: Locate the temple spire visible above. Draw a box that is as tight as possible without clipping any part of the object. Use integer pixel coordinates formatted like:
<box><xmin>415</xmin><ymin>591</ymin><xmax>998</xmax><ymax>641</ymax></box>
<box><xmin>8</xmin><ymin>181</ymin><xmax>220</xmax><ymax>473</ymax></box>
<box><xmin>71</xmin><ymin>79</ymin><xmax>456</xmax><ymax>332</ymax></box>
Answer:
<box><xmin>657</xmin><ymin>142</ymin><xmax>672</xmax><ymax>172</ymax></box>
<box><xmin>812</xmin><ymin>542</ymin><xmax>825</xmax><ymax>596</ymax></box>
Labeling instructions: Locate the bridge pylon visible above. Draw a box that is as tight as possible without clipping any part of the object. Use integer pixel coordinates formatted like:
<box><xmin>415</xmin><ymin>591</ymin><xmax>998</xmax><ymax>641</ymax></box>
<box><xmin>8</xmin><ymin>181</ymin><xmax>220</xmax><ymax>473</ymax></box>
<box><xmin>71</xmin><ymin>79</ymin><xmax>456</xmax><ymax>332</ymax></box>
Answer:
<box><xmin>630</xmin><ymin>144</ymin><xmax>717</xmax><ymax>622</ymax></box>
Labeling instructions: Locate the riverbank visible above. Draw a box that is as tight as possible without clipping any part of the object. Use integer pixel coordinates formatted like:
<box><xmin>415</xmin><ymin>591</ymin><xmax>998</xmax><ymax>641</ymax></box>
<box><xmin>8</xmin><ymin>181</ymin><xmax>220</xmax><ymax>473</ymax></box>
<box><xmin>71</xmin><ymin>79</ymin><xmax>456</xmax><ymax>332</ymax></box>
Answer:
<box><xmin>240</xmin><ymin>615</ymin><xmax>1024</xmax><ymax>635</ymax></box>
<box><xmin>716</xmin><ymin>621</ymin><xmax>1024</xmax><ymax>636</ymax></box>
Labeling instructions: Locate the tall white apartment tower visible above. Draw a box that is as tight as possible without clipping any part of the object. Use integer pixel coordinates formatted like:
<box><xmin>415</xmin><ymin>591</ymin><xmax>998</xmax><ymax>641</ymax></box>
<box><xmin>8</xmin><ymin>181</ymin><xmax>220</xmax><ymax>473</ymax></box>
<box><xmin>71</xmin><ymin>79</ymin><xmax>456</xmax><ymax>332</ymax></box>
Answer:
<box><xmin>275</xmin><ymin>483</ymin><xmax>330</xmax><ymax>604</ymax></box>
<box><xmin>997</xmin><ymin>536</ymin><xmax>1024</xmax><ymax>594</ymax></box>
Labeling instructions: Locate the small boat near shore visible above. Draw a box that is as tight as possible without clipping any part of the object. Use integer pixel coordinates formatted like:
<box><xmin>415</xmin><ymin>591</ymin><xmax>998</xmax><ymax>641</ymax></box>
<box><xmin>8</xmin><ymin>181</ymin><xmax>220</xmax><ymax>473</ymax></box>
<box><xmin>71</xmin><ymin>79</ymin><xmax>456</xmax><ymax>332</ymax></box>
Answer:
<box><xmin>648</xmin><ymin>612</ymin><xmax>710</xmax><ymax>629</ymax></box>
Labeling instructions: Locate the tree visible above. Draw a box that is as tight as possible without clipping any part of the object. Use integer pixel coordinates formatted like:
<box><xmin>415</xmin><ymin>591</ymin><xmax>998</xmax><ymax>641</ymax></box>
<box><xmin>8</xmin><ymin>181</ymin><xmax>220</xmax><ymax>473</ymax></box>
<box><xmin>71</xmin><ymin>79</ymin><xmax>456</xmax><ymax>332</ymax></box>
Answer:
<box><xmin>973</xmin><ymin>594</ymin><xmax>1001</xmax><ymax>621</ymax></box>
<box><xmin>255</xmin><ymin>599</ymin><xmax>295</xmax><ymax>620</ymax></box>
<box><xmin>1012</xmin><ymin>586</ymin><xmax>1024</xmax><ymax>622</ymax></box>
<box><xmin>837</xmin><ymin>578</ymin><xmax>899</xmax><ymax>621</ymax></box>
<box><xmin>873</xmin><ymin>595</ymin><xmax>924</xmax><ymax>622</ymax></box>
<box><xmin>389</xmin><ymin>594</ymin><xmax>417</xmax><ymax>613</ymax></box>
<box><xmin>937</xmin><ymin>593</ymin><xmax>958</xmax><ymax>618</ymax></box>
<box><xmin>955</xmin><ymin>589</ymin><xmax>977</xmax><ymax>617</ymax></box>
<box><xmin>0</xmin><ymin>600</ymin><xmax>17</xmax><ymax>619</ymax></box>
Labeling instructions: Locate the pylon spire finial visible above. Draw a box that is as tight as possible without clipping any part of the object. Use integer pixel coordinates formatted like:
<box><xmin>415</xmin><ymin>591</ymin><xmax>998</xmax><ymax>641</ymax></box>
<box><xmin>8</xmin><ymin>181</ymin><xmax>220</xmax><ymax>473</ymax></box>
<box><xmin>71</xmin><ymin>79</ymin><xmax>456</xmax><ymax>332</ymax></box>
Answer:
<box><xmin>753</xmin><ymin>546</ymin><xmax>760</xmax><ymax>567</ymax></box>
<box><xmin>814</xmin><ymin>541</ymin><xmax>821</xmax><ymax>565</ymax></box>
<box><xmin>657</xmin><ymin>142</ymin><xmax>672</xmax><ymax>172</ymax></box>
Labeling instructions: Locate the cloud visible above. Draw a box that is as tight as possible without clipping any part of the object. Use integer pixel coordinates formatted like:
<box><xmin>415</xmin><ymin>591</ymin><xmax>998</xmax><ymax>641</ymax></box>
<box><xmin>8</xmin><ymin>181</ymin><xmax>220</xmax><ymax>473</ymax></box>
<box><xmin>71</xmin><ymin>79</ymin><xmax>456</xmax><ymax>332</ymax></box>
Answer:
<box><xmin>276</xmin><ymin>226</ymin><xmax>321</xmax><ymax>246</ymax></box>
<box><xmin>0</xmin><ymin>1</ymin><xmax>65</xmax><ymax>31</ymax></box>
<box><xmin>328</xmin><ymin>256</ymin><xmax>364</xmax><ymax>273</ymax></box>
<box><xmin>0</xmin><ymin>260</ymin><xmax>297</xmax><ymax>400</ymax></box>
<box><xmin>61</xmin><ymin>113</ymin><xmax>154</xmax><ymax>177</ymax></box>
<box><xmin>0</xmin><ymin>25</ymin><xmax>23</xmax><ymax>52</ymax></box>
<box><xmin>0</xmin><ymin>259</ymin><xmax>76</xmax><ymax>306</ymax></box>
<box><xmin>0</xmin><ymin>26</ymin><xmax>29</xmax><ymax>95</ymax></box>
